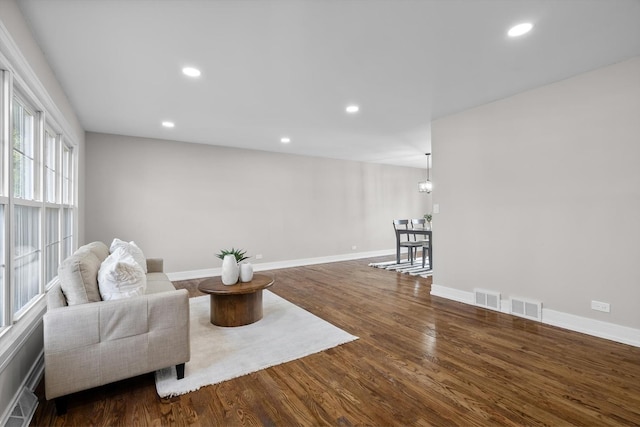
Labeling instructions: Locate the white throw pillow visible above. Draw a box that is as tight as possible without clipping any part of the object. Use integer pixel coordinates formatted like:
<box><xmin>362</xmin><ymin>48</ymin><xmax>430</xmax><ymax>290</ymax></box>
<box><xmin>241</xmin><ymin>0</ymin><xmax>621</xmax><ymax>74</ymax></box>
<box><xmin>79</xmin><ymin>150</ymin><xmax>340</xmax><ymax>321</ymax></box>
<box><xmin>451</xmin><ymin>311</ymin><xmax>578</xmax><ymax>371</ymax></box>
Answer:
<box><xmin>98</xmin><ymin>247</ymin><xmax>147</xmax><ymax>300</ymax></box>
<box><xmin>110</xmin><ymin>238</ymin><xmax>147</xmax><ymax>273</ymax></box>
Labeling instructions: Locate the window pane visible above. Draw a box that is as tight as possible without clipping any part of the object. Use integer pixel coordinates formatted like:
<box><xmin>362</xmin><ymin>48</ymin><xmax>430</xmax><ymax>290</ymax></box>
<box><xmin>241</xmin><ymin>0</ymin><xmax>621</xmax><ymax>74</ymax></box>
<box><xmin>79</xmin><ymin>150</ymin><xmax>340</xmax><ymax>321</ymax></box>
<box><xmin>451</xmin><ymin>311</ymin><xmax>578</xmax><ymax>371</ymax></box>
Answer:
<box><xmin>12</xmin><ymin>99</ymin><xmax>36</xmax><ymax>201</ymax></box>
<box><xmin>45</xmin><ymin>131</ymin><xmax>57</xmax><ymax>203</ymax></box>
<box><xmin>14</xmin><ymin>205</ymin><xmax>41</xmax><ymax>314</ymax></box>
<box><xmin>62</xmin><ymin>208</ymin><xmax>73</xmax><ymax>260</ymax></box>
<box><xmin>62</xmin><ymin>145</ymin><xmax>72</xmax><ymax>205</ymax></box>
<box><xmin>45</xmin><ymin>208</ymin><xmax>59</xmax><ymax>284</ymax></box>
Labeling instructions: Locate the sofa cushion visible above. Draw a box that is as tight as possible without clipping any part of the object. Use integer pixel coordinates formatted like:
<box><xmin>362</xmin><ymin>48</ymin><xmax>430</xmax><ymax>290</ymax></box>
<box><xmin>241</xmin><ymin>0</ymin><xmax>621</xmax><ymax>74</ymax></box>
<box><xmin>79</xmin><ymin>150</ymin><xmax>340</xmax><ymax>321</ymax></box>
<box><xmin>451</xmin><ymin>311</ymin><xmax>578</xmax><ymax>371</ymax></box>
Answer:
<box><xmin>58</xmin><ymin>247</ymin><xmax>103</xmax><ymax>306</ymax></box>
<box><xmin>98</xmin><ymin>247</ymin><xmax>147</xmax><ymax>300</ymax></box>
<box><xmin>145</xmin><ymin>273</ymin><xmax>176</xmax><ymax>294</ymax></box>
<box><xmin>145</xmin><ymin>281</ymin><xmax>176</xmax><ymax>294</ymax></box>
<box><xmin>110</xmin><ymin>238</ymin><xmax>148</xmax><ymax>273</ymax></box>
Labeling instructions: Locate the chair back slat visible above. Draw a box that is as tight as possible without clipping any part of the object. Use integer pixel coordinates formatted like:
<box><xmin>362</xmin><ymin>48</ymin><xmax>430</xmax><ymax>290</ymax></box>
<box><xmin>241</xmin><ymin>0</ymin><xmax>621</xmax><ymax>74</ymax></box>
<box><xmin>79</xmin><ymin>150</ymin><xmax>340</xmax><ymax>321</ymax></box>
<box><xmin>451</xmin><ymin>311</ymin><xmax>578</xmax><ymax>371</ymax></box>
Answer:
<box><xmin>393</xmin><ymin>219</ymin><xmax>411</xmax><ymax>242</ymax></box>
<box><xmin>410</xmin><ymin>218</ymin><xmax>430</xmax><ymax>243</ymax></box>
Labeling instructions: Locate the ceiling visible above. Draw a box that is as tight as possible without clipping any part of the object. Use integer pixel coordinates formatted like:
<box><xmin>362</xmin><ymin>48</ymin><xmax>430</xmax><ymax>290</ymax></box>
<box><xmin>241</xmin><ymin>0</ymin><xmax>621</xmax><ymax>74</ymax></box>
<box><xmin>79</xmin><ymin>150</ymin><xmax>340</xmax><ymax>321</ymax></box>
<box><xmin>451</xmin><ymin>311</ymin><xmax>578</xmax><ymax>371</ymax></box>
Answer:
<box><xmin>17</xmin><ymin>0</ymin><xmax>640</xmax><ymax>168</ymax></box>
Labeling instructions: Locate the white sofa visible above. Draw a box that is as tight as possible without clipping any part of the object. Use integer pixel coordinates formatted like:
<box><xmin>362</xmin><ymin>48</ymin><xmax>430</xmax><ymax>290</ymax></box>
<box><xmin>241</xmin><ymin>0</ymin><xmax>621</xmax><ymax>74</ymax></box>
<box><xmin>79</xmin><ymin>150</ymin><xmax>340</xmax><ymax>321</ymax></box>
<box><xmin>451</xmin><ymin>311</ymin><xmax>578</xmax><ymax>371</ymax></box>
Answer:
<box><xmin>44</xmin><ymin>241</ymin><xmax>190</xmax><ymax>414</ymax></box>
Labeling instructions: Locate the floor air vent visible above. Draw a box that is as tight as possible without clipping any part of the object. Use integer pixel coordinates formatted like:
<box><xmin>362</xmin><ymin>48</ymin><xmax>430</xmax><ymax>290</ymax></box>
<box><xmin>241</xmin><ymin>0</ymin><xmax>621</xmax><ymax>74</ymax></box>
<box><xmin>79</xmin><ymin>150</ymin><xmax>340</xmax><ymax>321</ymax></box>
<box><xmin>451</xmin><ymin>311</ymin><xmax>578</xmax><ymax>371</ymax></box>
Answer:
<box><xmin>5</xmin><ymin>388</ymin><xmax>37</xmax><ymax>427</ymax></box>
<box><xmin>510</xmin><ymin>297</ymin><xmax>542</xmax><ymax>321</ymax></box>
<box><xmin>473</xmin><ymin>289</ymin><xmax>501</xmax><ymax>311</ymax></box>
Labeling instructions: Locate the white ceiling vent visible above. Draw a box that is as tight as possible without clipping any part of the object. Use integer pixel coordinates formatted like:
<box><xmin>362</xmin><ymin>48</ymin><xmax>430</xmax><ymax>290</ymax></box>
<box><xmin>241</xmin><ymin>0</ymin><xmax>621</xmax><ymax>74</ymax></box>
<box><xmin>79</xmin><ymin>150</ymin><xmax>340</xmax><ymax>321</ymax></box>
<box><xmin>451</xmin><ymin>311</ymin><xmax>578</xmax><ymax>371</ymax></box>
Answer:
<box><xmin>510</xmin><ymin>297</ymin><xmax>542</xmax><ymax>321</ymax></box>
<box><xmin>473</xmin><ymin>289</ymin><xmax>501</xmax><ymax>311</ymax></box>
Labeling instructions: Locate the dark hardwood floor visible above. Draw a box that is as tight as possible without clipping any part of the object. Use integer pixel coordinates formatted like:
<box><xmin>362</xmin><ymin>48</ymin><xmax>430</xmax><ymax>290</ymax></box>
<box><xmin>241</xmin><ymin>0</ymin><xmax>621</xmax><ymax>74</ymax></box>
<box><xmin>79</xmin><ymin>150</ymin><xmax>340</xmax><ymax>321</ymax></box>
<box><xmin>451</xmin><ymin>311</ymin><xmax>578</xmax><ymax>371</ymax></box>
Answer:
<box><xmin>32</xmin><ymin>256</ymin><xmax>640</xmax><ymax>426</ymax></box>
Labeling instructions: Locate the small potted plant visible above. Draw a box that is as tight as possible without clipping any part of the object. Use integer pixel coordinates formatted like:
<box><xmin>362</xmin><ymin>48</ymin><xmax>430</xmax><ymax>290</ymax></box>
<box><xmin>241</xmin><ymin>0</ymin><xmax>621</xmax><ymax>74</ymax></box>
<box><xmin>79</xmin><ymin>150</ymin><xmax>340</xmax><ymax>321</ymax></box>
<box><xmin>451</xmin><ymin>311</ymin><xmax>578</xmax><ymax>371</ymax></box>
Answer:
<box><xmin>216</xmin><ymin>248</ymin><xmax>250</xmax><ymax>263</ymax></box>
<box><xmin>216</xmin><ymin>248</ymin><xmax>252</xmax><ymax>284</ymax></box>
<box><xmin>423</xmin><ymin>213</ymin><xmax>433</xmax><ymax>230</ymax></box>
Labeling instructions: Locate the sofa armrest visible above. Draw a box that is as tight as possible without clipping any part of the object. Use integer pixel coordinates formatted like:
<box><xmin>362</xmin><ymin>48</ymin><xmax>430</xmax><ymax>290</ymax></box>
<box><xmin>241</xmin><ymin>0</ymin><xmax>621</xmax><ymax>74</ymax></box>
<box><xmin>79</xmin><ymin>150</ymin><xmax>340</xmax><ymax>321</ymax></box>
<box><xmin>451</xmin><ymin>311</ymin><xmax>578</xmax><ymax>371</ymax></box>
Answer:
<box><xmin>44</xmin><ymin>289</ymin><xmax>190</xmax><ymax>400</ymax></box>
<box><xmin>146</xmin><ymin>257</ymin><xmax>164</xmax><ymax>273</ymax></box>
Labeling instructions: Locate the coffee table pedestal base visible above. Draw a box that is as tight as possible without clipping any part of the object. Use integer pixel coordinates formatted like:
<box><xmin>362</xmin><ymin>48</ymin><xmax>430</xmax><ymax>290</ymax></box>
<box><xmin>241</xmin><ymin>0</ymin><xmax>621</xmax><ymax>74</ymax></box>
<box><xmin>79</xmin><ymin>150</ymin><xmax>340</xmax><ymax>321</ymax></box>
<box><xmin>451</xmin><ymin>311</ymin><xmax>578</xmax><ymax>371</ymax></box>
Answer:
<box><xmin>197</xmin><ymin>274</ymin><xmax>274</xmax><ymax>327</ymax></box>
<box><xmin>210</xmin><ymin>290</ymin><xmax>263</xmax><ymax>327</ymax></box>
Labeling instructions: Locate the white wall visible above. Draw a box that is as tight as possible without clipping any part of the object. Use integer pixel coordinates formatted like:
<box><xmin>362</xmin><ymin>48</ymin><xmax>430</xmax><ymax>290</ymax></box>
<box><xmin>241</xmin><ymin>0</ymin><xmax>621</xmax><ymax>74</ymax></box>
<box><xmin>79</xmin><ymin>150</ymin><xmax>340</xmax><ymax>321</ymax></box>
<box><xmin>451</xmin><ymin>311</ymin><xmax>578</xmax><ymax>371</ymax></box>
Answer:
<box><xmin>432</xmin><ymin>57</ymin><xmax>640</xmax><ymax>331</ymax></box>
<box><xmin>86</xmin><ymin>132</ymin><xmax>429</xmax><ymax>273</ymax></box>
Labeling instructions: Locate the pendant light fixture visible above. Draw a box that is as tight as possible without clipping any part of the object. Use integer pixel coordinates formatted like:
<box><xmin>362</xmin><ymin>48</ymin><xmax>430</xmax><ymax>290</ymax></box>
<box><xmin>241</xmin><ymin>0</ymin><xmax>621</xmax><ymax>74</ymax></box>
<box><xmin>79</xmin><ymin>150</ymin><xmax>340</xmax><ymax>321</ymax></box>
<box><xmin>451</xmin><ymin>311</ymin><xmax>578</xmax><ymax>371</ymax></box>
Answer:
<box><xmin>418</xmin><ymin>153</ymin><xmax>432</xmax><ymax>193</ymax></box>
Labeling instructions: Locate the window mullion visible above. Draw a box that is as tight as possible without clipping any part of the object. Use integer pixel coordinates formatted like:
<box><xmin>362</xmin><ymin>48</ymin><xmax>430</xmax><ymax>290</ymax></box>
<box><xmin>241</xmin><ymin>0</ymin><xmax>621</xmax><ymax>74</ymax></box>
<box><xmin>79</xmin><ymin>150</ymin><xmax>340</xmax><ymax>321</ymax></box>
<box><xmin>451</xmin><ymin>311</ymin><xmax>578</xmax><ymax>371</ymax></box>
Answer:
<box><xmin>55</xmin><ymin>133</ymin><xmax>60</xmax><ymax>204</ymax></box>
<box><xmin>37</xmin><ymin>112</ymin><xmax>45</xmax><ymax>295</ymax></box>
<box><xmin>57</xmin><ymin>204</ymin><xmax>62</xmax><ymax>283</ymax></box>
<box><xmin>55</xmin><ymin>134</ymin><xmax>63</xmax><ymax>278</ymax></box>
<box><xmin>0</xmin><ymin>70</ymin><xmax>7</xmax><ymax>197</ymax></box>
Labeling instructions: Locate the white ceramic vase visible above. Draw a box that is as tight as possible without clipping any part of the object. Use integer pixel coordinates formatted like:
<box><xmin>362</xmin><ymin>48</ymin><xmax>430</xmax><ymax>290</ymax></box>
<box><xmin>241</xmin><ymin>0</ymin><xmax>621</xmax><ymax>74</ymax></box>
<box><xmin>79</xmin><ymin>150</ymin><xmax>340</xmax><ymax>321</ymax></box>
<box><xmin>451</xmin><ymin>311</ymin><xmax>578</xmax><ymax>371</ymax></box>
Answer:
<box><xmin>239</xmin><ymin>263</ymin><xmax>254</xmax><ymax>282</ymax></box>
<box><xmin>221</xmin><ymin>254</ymin><xmax>239</xmax><ymax>285</ymax></box>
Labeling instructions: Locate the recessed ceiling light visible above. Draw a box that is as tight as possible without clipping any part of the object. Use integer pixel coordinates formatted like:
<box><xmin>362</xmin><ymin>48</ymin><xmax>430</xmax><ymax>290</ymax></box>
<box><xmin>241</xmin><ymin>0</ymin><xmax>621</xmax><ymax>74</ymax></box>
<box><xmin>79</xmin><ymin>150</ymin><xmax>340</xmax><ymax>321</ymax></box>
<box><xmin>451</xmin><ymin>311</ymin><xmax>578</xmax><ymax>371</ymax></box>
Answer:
<box><xmin>280</xmin><ymin>137</ymin><xmax>291</xmax><ymax>144</ymax></box>
<box><xmin>508</xmin><ymin>22</ymin><xmax>533</xmax><ymax>37</ymax></box>
<box><xmin>162</xmin><ymin>121</ymin><xmax>175</xmax><ymax>128</ymax></box>
<box><xmin>182</xmin><ymin>67</ymin><xmax>201</xmax><ymax>77</ymax></box>
<box><xmin>346</xmin><ymin>105</ymin><xmax>360</xmax><ymax>114</ymax></box>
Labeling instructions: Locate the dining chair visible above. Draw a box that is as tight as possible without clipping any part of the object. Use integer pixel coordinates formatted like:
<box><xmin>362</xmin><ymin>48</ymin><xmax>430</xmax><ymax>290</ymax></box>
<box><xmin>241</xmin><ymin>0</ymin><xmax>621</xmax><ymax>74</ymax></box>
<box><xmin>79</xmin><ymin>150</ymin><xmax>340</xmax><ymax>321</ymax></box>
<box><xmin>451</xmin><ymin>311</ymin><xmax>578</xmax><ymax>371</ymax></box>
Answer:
<box><xmin>393</xmin><ymin>219</ymin><xmax>423</xmax><ymax>265</ymax></box>
<box><xmin>411</xmin><ymin>218</ymin><xmax>431</xmax><ymax>269</ymax></box>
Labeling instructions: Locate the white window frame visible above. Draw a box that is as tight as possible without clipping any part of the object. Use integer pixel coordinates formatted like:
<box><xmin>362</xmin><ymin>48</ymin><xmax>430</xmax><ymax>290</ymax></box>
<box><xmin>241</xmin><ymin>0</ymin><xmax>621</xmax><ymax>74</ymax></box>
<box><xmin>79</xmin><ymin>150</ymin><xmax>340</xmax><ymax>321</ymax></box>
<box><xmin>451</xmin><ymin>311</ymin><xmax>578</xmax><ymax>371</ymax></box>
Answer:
<box><xmin>0</xmin><ymin>69</ymin><xmax>11</xmax><ymax>329</ymax></box>
<box><xmin>12</xmin><ymin>95</ymin><xmax>40</xmax><ymax>202</ymax></box>
<box><xmin>11</xmin><ymin>92</ymin><xmax>43</xmax><ymax>320</ymax></box>
<box><xmin>0</xmin><ymin>63</ymin><xmax>77</xmax><ymax>333</ymax></box>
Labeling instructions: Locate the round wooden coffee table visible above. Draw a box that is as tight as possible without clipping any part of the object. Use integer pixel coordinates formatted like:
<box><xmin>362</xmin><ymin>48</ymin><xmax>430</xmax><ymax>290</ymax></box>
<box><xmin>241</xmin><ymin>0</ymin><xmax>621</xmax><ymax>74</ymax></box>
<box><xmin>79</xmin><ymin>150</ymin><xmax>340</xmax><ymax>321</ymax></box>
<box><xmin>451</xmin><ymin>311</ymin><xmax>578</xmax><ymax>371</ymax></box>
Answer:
<box><xmin>197</xmin><ymin>273</ymin><xmax>274</xmax><ymax>327</ymax></box>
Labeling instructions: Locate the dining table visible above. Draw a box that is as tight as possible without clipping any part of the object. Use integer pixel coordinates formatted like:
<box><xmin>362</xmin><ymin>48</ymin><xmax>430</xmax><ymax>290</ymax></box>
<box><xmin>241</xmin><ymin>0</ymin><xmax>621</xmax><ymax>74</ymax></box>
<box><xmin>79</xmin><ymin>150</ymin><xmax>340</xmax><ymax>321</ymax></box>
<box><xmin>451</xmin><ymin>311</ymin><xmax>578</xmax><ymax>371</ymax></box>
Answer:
<box><xmin>394</xmin><ymin>228</ymin><xmax>432</xmax><ymax>269</ymax></box>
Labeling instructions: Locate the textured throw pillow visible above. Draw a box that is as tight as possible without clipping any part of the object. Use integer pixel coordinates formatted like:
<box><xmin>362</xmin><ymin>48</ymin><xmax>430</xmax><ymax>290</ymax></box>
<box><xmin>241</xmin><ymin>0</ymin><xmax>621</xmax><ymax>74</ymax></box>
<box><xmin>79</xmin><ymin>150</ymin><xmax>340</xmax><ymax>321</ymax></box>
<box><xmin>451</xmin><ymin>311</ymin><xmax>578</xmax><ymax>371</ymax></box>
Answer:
<box><xmin>110</xmin><ymin>238</ymin><xmax>147</xmax><ymax>273</ymax></box>
<box><xmin>98</xmin><ymin>247</ymin><xmax>147</xmax><ymax>301</ymax></box>
<box><xmin>58</xmin><ymin>247</ymin><xmax>103</xmax><ymax>305</ymax></box>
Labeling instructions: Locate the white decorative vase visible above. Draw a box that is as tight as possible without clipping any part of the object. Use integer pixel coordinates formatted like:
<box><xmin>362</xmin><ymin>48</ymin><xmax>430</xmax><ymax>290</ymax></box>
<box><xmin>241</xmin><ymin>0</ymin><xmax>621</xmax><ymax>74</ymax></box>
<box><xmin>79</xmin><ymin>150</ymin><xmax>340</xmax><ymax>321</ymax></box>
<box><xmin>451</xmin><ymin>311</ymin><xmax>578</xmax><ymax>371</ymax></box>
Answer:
<box><xmin>239</xmin><ymin>263</ymin><xmax>254</xmax><ymax>282</ymax></box>
<box><xmin>221</xmin><ymin>255</ymin><xmax>239</xmax><ymax>285</ymax></box>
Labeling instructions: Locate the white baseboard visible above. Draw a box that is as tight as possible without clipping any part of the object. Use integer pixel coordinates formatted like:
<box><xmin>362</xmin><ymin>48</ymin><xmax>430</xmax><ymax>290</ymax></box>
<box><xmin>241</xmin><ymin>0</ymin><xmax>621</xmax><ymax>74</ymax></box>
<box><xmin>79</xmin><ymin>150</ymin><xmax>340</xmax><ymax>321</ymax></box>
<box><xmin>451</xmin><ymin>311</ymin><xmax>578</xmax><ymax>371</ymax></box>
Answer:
<box><xmin>430</xmin><ymin>284</ymin><xmax>474</xmax><ymax>305</ymax></box>
<box><xmin>168</xmin><ymin>267</ymin><xmax>220</xmax><ymax>282</ymax></box>
<box><xmin>167</xmin><ymin>249</ymin><xmax>396</xmax><ymax>282</ymax></box>
<box><xmin>26</xmin><ymin>351</ymin><xmax>44</xmax><ymax>391</ymax></box>
<box><xmin>431</xmin><ymin>284</ymin><xmax>640</xmax><ymax>348</ymax></box>
<box><xmin>542</xmin><ymin>309</ymin><xmax>640</xmax><ymax>347</ymax></box>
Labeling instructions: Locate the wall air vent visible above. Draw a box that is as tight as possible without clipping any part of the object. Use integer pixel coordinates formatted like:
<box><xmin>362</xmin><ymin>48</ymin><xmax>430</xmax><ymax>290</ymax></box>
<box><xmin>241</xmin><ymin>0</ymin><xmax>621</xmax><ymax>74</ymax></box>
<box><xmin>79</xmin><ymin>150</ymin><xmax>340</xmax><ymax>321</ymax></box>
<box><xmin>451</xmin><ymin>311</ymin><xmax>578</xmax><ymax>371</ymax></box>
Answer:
<box><xmin>510</xmin><ymin>297</ymin><xmax>542</xmax><ymax>321</ymax></box>
<box><xmin>473</xmin><ymin>289</ymin><xmax>501</xmax><ymax>311</ymax></box>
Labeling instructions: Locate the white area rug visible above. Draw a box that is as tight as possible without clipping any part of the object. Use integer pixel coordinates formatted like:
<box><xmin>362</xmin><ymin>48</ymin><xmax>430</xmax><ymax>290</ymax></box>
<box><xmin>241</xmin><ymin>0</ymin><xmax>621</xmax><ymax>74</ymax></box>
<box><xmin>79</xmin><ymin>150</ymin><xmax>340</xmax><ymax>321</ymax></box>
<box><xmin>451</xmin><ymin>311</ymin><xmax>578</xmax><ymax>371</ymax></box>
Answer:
<box><xmin>369</xmin><ymin>258</ymin><xmax>432</xmax><ymax>277</ymax></box>
<box><xmin>155</xmin><ymin>290</ymin><xmax>358</xmax><ymax>397</ymax></box>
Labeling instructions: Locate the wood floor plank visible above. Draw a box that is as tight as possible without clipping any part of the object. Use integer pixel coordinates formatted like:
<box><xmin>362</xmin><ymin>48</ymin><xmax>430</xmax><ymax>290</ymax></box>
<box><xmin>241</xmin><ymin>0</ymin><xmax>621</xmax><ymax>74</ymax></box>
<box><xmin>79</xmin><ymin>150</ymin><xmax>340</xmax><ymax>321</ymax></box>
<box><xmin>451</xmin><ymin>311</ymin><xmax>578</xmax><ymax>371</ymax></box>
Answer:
<box><xmin>31</xmin><ymin>256</ymin><xmax>640</xmax><ymax>426</ymax></box>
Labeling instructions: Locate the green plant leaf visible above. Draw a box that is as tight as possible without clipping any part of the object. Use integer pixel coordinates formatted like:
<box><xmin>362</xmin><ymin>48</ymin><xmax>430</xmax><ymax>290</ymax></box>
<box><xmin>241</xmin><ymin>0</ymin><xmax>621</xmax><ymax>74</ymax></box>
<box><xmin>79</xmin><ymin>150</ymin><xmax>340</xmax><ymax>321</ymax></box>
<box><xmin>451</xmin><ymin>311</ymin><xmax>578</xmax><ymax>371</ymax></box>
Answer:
<box><xmin>216</xmin><ymin>247</ymin><xmax>250</xmax><ymax>262</ymax></box>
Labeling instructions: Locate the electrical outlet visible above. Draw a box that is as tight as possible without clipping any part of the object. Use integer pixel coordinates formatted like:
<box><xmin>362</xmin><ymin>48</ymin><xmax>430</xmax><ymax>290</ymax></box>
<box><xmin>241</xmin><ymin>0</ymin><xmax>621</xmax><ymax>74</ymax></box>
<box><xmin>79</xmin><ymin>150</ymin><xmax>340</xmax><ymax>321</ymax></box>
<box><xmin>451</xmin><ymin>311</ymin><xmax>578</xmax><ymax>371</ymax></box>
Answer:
<box><xmin>591</xmin><ymin>300</ymin><xmax>610</xmax><ymax>313</ymax></box>
<box><xmin>352</xmin><ymin>245</ymin><xmax>357</xmax><ymax>250</ymax></box>
<box><xmin>255</xmin><ymin>254</ymin><xmax>263</xmax><ymax>260</ymax></box>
